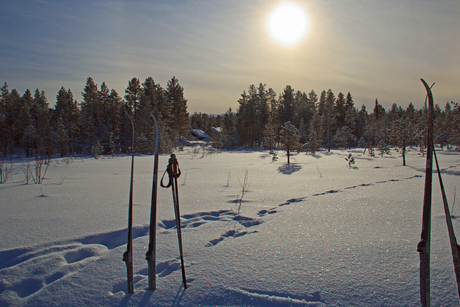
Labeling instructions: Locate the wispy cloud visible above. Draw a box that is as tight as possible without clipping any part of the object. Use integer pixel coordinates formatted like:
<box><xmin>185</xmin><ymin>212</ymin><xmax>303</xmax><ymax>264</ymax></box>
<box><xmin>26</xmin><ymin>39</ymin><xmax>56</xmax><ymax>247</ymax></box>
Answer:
<box><xmin>1</xmin><ymin>0</ymin><xmax>459</xmax><ymax>112</ymax></box>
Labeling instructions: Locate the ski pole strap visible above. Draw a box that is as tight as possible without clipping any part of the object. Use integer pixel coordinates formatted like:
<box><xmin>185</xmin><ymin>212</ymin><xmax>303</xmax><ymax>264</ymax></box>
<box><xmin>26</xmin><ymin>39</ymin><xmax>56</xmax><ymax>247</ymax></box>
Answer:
<box><xmin>160</xmin><ymin>154</ymin><xmax>181</xmax><ymax>188</ymax></box>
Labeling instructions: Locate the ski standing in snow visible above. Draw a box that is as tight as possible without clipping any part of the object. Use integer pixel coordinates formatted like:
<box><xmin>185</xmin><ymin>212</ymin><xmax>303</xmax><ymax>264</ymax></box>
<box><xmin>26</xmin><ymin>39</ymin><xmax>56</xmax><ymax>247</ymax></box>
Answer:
<box><xmin>122</xmin><ymin>111</ymin><xmax>135</xmax><ymax>294</ymax></box>
<box><xmin>417</xmin><ymin>78</ymin><xmax>434</xmax><ymax>306</ymax></box>
<box><xmin>146</xmin><ymin>113</ymin><xmax>160</xmax><ymax>290</ymax></box>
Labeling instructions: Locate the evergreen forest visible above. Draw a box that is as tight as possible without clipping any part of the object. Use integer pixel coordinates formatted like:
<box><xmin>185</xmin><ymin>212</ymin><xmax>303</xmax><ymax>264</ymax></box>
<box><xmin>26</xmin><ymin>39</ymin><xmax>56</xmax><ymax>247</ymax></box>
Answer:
<box><xmin>1</xmin><ymin>79</ymin><xmax>459</xmax><ymax>163</ymax></box>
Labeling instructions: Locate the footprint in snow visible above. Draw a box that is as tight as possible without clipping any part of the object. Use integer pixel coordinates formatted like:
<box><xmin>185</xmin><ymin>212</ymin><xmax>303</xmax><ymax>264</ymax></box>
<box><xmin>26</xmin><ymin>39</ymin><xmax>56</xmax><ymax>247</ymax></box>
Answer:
<box><xmin>0</xmin><ymin>226</ymin><xmax>150</xmax><ymax>299</ymax></box>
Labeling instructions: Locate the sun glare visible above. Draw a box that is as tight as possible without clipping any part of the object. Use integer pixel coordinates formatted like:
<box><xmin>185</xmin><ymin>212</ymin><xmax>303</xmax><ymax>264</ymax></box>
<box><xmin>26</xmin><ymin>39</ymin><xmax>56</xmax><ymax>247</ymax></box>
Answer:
<box><xmin>267</xmin><ymin>2</ymin><xmax>309</xmax><ymax>46</ymax></box>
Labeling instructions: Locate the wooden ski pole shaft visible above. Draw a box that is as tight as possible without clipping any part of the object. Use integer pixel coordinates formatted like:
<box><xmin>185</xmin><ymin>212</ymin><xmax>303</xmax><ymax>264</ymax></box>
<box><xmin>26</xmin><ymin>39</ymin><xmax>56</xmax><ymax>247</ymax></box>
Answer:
<box><xmin>170</xmin><ymin>154</ymin><xmax>187</xmax><ymax>289</ymax></box>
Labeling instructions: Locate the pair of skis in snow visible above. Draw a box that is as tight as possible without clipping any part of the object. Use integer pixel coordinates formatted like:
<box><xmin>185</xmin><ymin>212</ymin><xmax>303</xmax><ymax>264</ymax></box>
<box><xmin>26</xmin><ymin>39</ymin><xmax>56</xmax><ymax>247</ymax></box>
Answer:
<box><xmin>123</xmin><ymin>112</ymin><xmax>187</xmax><ymax>294</ymax></box>
<box><xmin>418</xmin><ymin>79</ymin><xmax>460</xmax><ymax>306</ymax></box>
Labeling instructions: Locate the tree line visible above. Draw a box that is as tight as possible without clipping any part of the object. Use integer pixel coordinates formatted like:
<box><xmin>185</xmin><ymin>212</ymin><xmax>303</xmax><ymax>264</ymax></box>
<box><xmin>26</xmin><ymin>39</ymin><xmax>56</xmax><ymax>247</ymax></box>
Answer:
<box><xmin>1</xmin><ymin>80</ymin><xmax>459</xmax><ymax>162</ymax></box>
<box><xmin>191</xmin><ymin>83</ymin><xmax>460</xmax><ymax>162</ymax></box>
<box><xmin>0</xmin><ymin>76</ymin><xmax>189</xmax><ymax>159</ymax></box>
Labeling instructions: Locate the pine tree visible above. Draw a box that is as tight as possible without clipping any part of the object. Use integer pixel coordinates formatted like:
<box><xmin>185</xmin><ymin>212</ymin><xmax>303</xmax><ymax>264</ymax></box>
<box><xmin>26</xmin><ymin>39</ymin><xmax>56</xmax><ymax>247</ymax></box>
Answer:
<box><xmin>124</xmin><ymin>77</ymin><xmax>141</xmax><ymax>121</ymax></box>
<box><xmin>0</xmin><ymin>83</ymin><xmax>15</xmax><ymax>156</ymax></box>
<box><xmin>56</xmin><ymin>115</ymin><xmax>68</xmax><ymax>157</ymax></box>
<box><xmin>104</xmin><ymin>89</ymin><xmax>122</xmax><ymax>154</ymax></box>
<box><xmin>390</xmin><ymin>118</ymin><xmax>414</xmax><ymax>166</ymax></box>
<box><xmin>449</xmin><ymin>101</ymin><xmax>460</xmax><ymax>147</ymax></box>
<box><xmin>18</xmin><ymin>90</ymin><xmax>35</xmax><ymax>156</ymax></box>
<box><xmin>343</xmin><ymin>103</ymin><xmax>358</xmax><ymax>148</ymax></box>
<box><xmin>324</xmin><ymin>89</ymin><xmax>337</xmax><ymax>152</ymax></box>
<box><xmin>278</xmin><ymin>85</ymin><xmax>295</xmax><ymax>126</ymax></box>
<box><xmin>255</xmin><ymin>83</ymin><xmax>270</xmax><ymax>144</ymax></box>
<box><xmin>80</xmin><ymin>77</ymin><xmax>100</xmax><ymax>151</ymax></box>
<box><xmin>308</xmin><ymin>110</ymin><xmax>323</xmax><ymax>155</ymax></box>
<box><xmin>377</xmin><ymin>140</ymin><xmax>390</xmax><ymax>157</ymax></box>
<box><xmin>334</xmin><ymin>127</ymin><xmax>347</xmax><ymax>149</ymax></box>
<box><xmin>55</xmin><ymin>87</ymin><xmax>79</xmax><ymax>154</ymax></box>
<box><xmin>336</xmin><ymin>92</ymin><xmax>346</xmax><ymax>128</ymax></box>
<box><xmin>280</xmin><ymin>121</ymin><xmax>300</xmax><ymax>164</ymax></box>
<box><xmin>166</xmin><ymin>76</ymin><xmax>189</xmax><ymax>142</ymax></box>
<box><xmin>141</xmin><ymin>77</ymin><xmax>172</xmax><ymax>153</ymax></box>
<box><xmin>31</xmin><ymin>89</ymin><xmax>52</xmax><ymax>159</ymax></box>
<box><xmin>237</xmin><ymin>90</ymin><xmax>252</xmax><ymax>146</ymax></box>
<box><xmin>317</xmin><ymin>90</ymin><xmax>326</xmax><ymax>117</ymax></box>
<box><xmin>263</xmin><ymin>117</ymin><xmax>277</xmax><ymax>153</ymax></box>
<box><xmin>221</xmin><ymin>108</ymin><xmax>239</xmax><ymax>150</ymax></box>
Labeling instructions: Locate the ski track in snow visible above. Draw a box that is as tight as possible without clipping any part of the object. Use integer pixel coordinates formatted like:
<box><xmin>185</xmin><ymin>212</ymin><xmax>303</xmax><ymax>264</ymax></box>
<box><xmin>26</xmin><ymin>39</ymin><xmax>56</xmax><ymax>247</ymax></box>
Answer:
<box><xmin>314</xmin><ymin>174</ymin><xmax>422</xmax><ymax>196</ymax></box>
<box><xmin>257</xmin><ymin>174</ymin><xmax>424</xmax><ymax>216</ymax></box>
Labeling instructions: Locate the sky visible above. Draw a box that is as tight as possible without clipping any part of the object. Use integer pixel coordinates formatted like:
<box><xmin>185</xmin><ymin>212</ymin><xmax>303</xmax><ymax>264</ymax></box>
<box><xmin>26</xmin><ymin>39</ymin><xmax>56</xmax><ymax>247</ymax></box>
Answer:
<box><xmin>1</xmin><ymin>0</ymin><xmax>459</xmax><ymax>114</ymax></box>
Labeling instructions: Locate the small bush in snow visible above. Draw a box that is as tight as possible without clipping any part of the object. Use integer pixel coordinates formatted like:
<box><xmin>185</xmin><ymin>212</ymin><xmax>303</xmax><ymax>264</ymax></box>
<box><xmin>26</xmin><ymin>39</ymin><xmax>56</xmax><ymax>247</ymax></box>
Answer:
<box><xmin>91</xmin><ymin>140</ymin><xmax>103</xmax><ymax>159</ymax></box>
<box><xmin>0</xmin><ymin>159</ymin><xmax>13</xmax><ymax>184</ymax></box>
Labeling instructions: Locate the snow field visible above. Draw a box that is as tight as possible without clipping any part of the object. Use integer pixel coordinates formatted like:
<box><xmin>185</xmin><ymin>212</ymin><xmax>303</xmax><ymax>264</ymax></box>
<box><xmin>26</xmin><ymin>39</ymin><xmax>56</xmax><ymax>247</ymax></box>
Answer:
<box><xmin>0</xmin><ymin>147</ymin><xmax>459</xmax><ymax>306</ymax></box>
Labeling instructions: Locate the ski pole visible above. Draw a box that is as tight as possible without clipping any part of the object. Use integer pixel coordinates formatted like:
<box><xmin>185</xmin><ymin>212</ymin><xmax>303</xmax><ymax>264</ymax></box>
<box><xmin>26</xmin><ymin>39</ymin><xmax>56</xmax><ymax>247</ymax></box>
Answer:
<box><xmin>433</xmin><ymin>146</ymin><xmax>460</xmax><ymax>300</ymax></box>
<box><xmin>161</xmin><ymin>154</ymin><xmax>187</xmax><ymax>289</ymax></box>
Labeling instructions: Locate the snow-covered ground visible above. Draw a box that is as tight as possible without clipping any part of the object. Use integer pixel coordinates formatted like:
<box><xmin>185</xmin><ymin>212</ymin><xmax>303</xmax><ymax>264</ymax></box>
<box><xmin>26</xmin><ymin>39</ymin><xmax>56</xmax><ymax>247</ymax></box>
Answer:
<box><xmin>1</xmin><ymin>147</ymin><xmax>459</xmax><ymax>306</ymax></box>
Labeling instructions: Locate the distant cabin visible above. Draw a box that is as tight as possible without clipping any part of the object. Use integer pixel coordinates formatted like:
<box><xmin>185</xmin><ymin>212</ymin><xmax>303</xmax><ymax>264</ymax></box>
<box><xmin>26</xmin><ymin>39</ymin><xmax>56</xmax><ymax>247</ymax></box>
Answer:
<box><xmin>189</xmin><ymin>129</ymin><xmax>212</xmax><ymax>142</ymax></box>
<box><xmin>211</xmin><ymin>127</ymin><xmax>222</xmax><ymax>134</ymax></box>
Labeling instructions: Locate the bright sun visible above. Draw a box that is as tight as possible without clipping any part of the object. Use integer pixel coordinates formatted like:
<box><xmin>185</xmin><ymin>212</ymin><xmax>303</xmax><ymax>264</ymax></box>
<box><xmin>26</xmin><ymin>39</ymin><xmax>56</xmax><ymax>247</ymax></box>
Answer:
<box><xmin>267</xmin><ymin>2</ymin><xmax>309</xmax><ymax>46</ymax></box>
